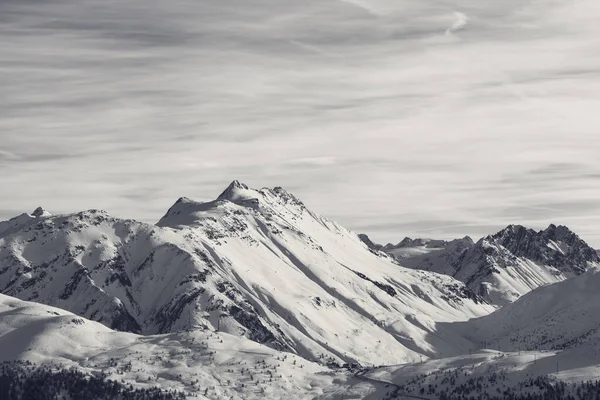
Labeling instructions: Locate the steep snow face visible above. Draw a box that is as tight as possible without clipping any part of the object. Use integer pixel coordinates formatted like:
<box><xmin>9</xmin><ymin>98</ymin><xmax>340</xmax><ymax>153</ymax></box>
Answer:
<box><xmin>156</xmin><ymin>182</ymin><xmax>495</xmax><ymax>364</ymax></box>
<box><xmin>0</xmin><ymin>182</ymin><xmax>493</xmax><ymax>365</ymax></box>
<box><xmin>459</xmin><ymin>267</ymin><xmax>600</xmax><ymax>352</ymax></box>
<box><xmin>376</xmin><ymin>225</ymin><xmax>599</xmax><ymax>307</ymax></box>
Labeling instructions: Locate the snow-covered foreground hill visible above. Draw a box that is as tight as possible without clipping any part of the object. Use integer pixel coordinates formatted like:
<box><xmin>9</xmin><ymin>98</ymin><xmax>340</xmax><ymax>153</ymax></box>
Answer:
<box><xmin>0</xmin><ymin>293</ymin><xmax>394</xmax><ymax>399</ymax></box>
<box><xmin>365</xmin><ymin>224</ymin><xmax>600</xmax><ymax>307</ymax></box>
<box><xmin>5</xmin><ymin>271</ymin><xmax>600</xmax><ymax>400</ymax></box>
<box><xmin>0</xmin><ymin>181</ymin><xmax>493</xmax><ymax>365</ymax></box>
<box><xmin>455</xmin><ymin>267</ymin><xmax>600</xmax><ymax>353</ymax></box>
<box><xmin>356</xmin><ymin>267</ymin><xmax>600</xmax><ymax>398</ymax></box>
<box><xmin>365</xmin><ymin>345</ymin><xmax>600</xmax><ymax>400</ymax></box>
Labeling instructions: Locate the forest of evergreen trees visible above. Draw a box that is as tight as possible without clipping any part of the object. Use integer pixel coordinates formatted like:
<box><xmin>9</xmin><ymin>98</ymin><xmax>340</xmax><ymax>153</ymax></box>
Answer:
<box><xmin>413</xmin><ymin>374</ymin><xmax>600</xmax><ymax>400</ymax></box>
<box><xmin>0</xmin><ymin>361</ymin><xmax>186</xmax><ymax>400</ymax></box>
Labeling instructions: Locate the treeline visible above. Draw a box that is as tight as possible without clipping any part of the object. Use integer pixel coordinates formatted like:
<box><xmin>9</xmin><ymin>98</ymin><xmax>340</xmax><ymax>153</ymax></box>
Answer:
<box><xmin>0</xmin><ymin>361</ymin><xmax>186</xmax><ymax>400</ymax></box>
<box><xmin>436</xmin><ymin>376</ymin><xmax>600</xmax><ymax>400</ymax></box>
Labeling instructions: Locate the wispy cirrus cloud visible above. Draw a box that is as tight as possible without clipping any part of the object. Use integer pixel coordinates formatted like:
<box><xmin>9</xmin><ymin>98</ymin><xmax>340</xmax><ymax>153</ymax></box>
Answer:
<box><xmin>1</xmin><ymin>0</ymin><xmax>600</xmax><ymax>245</ymax></box>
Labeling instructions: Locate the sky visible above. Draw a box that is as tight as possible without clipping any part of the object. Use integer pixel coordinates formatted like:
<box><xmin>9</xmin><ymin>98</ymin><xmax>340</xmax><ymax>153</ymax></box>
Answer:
<box><xmin>2</xmin><ymin>0</ymin><xmax>600</xmax><ymax>246</ymax></box>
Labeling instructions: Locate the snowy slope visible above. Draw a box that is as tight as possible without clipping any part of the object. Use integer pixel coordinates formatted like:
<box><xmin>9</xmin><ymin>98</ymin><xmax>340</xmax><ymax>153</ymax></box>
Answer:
<box><xmin>366</xmin><ymin>345</ymin><xmax>600</xmax><ymax>400</ymax></box>
<box><xmin>369</xmin><ymin>225</ymin><xmax>599</xmax><ymax>307</ymax></box>
<box><xmin>367</xmin><ymin>267</ymin><xmax>600</xmax><ymax>399</ymax></box>
<box><xmin>0</xmin><ymin>181</ymin><xmax>493</xmax><ymax>365</ymax></box>
<box><xmin>456</xmin><ymin>267</ymin><xmax>600</xmax><ymax>353</ymax></box>
<box><xmin>4</xmin><ymin>291</ymin><xmax>600</xmax><ymax>400</ymax></box>
<box><xmin>385</xmin><ymin>237</ymin><xmax>474</xmax><ymax>276</ymax></box>
<box><xmin>0</xmin><ymin>293</ymin><xmax>390</xmax><ymax>400</ymax></box>
<box><xmin>365</xmin><ymin>268</ymin><xmax>600</xmax><ymax>399</ymax></box>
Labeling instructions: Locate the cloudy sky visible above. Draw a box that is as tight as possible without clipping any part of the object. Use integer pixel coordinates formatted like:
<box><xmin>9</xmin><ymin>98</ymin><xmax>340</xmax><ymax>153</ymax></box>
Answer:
<box><xmin>2</xmin><ymin>0</ymin><xmax>600</xmax><ymax>245</ymax></box>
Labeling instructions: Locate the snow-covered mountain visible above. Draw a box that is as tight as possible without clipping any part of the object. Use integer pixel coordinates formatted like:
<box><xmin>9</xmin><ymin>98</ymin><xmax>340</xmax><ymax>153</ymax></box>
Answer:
<box><xmin>367</xmin><ymin>225</ymin><xmax>600</xmax><ymax>306</ymax></box>
<box><xmin>0</xmin><ymin>181</ymin><xmax>493</xmax><ymax>366</ymax></box>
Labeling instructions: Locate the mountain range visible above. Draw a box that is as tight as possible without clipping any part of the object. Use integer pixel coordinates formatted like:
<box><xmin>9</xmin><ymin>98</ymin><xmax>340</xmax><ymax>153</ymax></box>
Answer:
<box><xmin>2</xmin><ymin>181</ymin><xmax>600</xmax><ymax>399</ymax></box>
<box><xmin>361</xmin><ymin>224</ymin><xmax>600</xmax><ymax>306</ymax></box>
<box><xmin>0</xmin><ymin>181</ymin><xmax>493</xmax><ymax>367</ymax></box>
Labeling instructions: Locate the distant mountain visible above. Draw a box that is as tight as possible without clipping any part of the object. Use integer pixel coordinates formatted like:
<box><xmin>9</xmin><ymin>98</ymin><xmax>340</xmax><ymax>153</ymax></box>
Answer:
<box><xmin>0</xmin><ymin>181</ymin><xmax>492</xmax><ymax>365</ymax></box>
<box><xmin>365</xmin><ymin>225</ymin><xmax>599</xmax><ymax>306</ymax></box>
<box><xmin>357</xmin><ymin>233</ymin><xmax>383</xmax><ymax>252</ymax></box>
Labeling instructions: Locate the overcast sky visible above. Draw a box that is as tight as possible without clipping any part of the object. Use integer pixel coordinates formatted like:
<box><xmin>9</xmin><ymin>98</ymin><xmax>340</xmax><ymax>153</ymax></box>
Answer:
<box><xmin>2</xmin><ymin>0</ymin><xmax>600</xmax><ymax>245</ymax></box>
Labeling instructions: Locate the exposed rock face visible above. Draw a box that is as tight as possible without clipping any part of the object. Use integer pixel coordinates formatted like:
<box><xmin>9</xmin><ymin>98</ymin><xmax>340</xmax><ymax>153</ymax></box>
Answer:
<box><xmin>371</xmin><ymin>225</ymin><xmax>599</xmax><ymax>307</ymax></box>
<box><xmin>491</xmin><ymin>224</ymin><xmax>600</xmax><ymax>274</ymax></box>
<box><xmin>31</xmin><ymin>207</ymin><xmax>51</xmax><ymax>218</ymax></box>
<box><xmin>358</xmin><ymin>234</ymin><xmax>383</xmax><ymax>251</ymax></box>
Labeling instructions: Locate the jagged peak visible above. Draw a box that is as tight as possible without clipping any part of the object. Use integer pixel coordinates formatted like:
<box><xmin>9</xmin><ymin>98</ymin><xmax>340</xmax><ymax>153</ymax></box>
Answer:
<box><xmin>490</xmin><ymin>224</ymin><xmax>536</xmax><ymax>241</ymax></box>
<box><xmin>160</xmin><ymin>196</ymin><xmax>206</xmax><ymax>222</ymax></box>
<box><xmin>175</xmin><ymin>196</ymin><xmax>195</xmax><ymax>204</ymax></box>
<box><xmin>543</xmin><ymin>223</ymin><xmax>575</xmax><ymax>238</ymax></box>
<box><xmin>458</xmin><ymin>235</ymin><xmax>474</xmax><ymax>245</ymax></box>
<box><xmin>396</xmin><ymin>237</ymin><xmax>414</xmax><ymax>247</ymax></box>
<box><xmin>500</xmin><ymin>224</ymin><xmax>529</xmax><ymax>233</ymax></box>
<box><xmin>272</xmin><ymin>186</ymin><xmax>287</xmax><ymax>193</ymax></box>
<box><xmin>266</xmin><ymin>186</ymin><xmax>305</xmax><ymax>208</ymax></box>
<box><xmin>72</xmin><ymin>209</ymin><xmax>111</xmax><ymax>220</ymax></box>
<box><xmin>395</xmin><ymin>237</ymin><xmax>445</xmax><ymax>248</ymax></box>
<box><xmin>357</xmin><ymin>233</ymin><xmax>383</xmax><ymax>251</ymax></box>
<box><xmin>31</xmin><ymin>207</ymin><xmax>51</xmax><ymax>218</ymax></box>
<box><xmin>217</xmin><ymin>180</ymin><xmax>251</xmax><ymax>201</ymax></box>
<box><xmin>447</xmin><ymin>236</ymin><xmax>475</xmax><ymax>249</ymax></box>
<box><xmin>157</xmin><ymin>182</ymin><xmax>311</xmax><ymax>229</ymax></box>
<box><xmin>491</xmin><ymin>223</ymin><xmax>585</xmax><ymax>247</ymax></box>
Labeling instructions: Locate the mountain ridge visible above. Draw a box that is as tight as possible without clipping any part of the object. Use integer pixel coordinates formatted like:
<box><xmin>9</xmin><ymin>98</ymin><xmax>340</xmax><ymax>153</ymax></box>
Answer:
<box><xmin>0</xmin><ymin>181</ymin><xmax>492</xmax><ymax>365</ymax></box>
<box><xmin>363</xmin><ymin>223</ymin><xmax>600</xmax><ymax>306</ymax></box>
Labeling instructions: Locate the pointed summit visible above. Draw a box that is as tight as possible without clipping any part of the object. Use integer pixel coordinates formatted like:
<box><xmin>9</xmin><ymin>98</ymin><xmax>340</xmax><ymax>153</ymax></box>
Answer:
<box><xmin>31</xmin><ymin>207</ymin><xmax>50</xmax><ymax>218</ymax></box>
<box><xmin>543</xmin><ymin>223</ymin><xmax>576</xmax><ymax>242</ymax></box>
<box><xmin>217</xmin><ymin>180</ymin><xmax>250</xmax><ymax>201</ymax></box>
<box><xmin>358</xmin><ymin>233</ymin><xmax>383</xmax><ymax>251</ymax></box>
